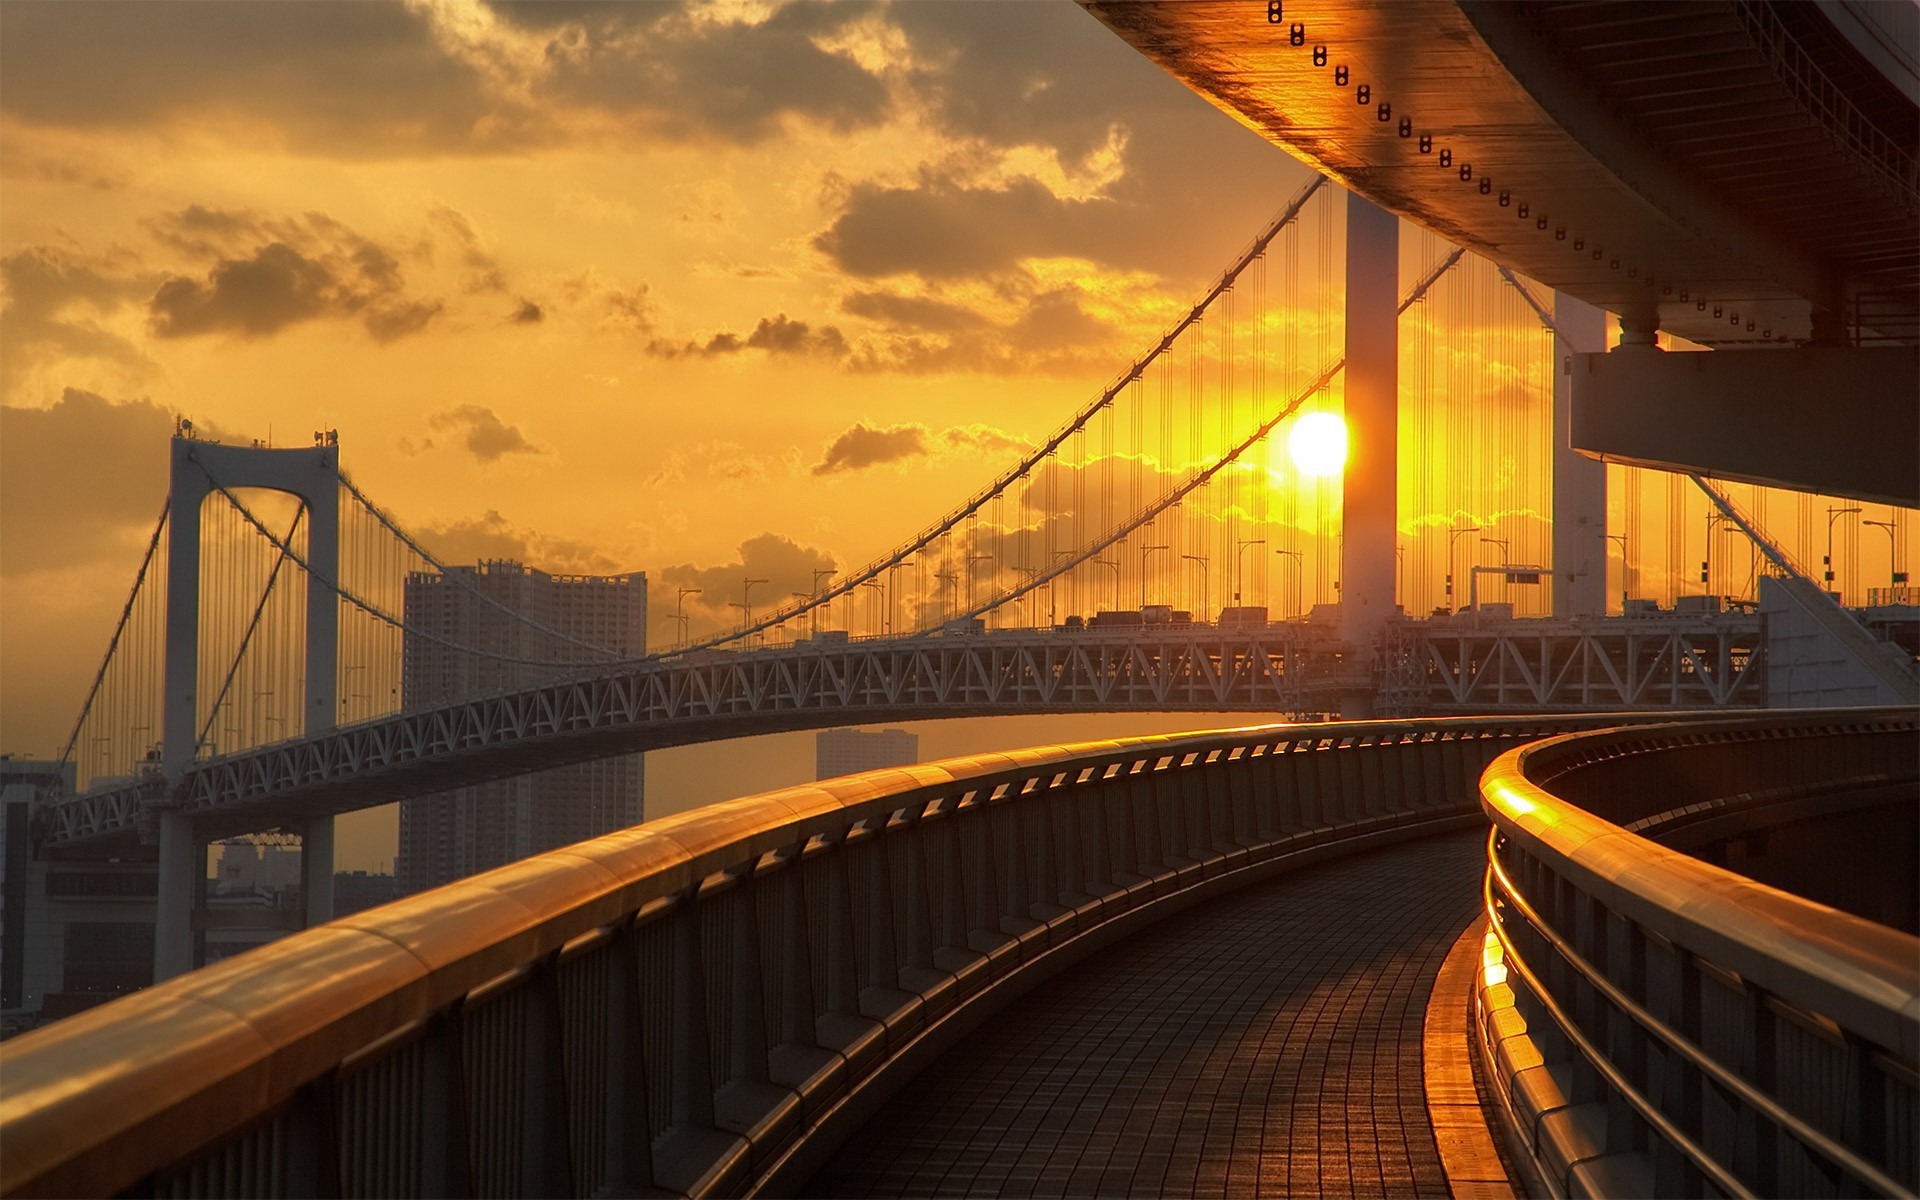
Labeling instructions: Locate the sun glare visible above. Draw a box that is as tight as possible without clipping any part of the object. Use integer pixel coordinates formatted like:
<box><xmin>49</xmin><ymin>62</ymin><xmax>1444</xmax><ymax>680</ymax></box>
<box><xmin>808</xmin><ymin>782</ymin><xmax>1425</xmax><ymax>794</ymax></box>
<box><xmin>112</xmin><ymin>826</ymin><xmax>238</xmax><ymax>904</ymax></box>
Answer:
<box><xmin>1286</xmin><ymin>412</ymin><xmax>1348</xmax><ymax>477</ymax></box>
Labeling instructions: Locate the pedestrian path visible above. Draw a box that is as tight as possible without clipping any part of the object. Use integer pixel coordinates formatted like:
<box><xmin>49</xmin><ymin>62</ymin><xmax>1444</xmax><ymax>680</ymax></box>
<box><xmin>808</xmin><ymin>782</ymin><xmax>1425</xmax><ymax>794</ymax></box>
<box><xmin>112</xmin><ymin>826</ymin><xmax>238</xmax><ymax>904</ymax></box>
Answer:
<box><xmin>805</xmin><ymin>832</ymin><xmax>1485</xmax><ymax>1198</ymax></box>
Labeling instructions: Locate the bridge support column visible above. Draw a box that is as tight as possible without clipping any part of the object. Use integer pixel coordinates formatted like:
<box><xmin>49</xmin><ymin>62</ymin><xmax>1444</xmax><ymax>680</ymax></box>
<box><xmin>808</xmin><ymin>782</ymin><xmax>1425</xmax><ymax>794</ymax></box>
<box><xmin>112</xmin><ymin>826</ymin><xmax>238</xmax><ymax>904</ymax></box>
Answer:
<box><xmin>155</xmin><ymin>436</ymin><xmax>341</xmax><ymax>982</ymax></box>
<box><xmin>1340</xmin><ymin>191</ymin><xmax>1398</xmax><ymax>719</ymax></box>
<box><xmin>1553</xmin><ymin>292</ymin><xmax>1607</xmax><ymax>616</ymax></box>
<box><xmin>152</xmin><ymin>811</ymin><xmax>196</xmax><ymax>982</ymax></box>
<box><xmin>302</xmin><ymin>818</ymin><xmax>334</xmax><ymax>926</ymax></box>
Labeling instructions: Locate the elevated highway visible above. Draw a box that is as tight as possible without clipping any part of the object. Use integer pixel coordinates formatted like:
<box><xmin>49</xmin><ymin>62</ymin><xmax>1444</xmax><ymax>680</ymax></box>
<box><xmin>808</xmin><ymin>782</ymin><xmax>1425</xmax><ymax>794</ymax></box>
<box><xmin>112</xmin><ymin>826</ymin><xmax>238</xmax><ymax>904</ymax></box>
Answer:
<box><xmin>1083</xmin><ymin>0</ymin><xmax>1920</xmax><ymax>504</ymax></box>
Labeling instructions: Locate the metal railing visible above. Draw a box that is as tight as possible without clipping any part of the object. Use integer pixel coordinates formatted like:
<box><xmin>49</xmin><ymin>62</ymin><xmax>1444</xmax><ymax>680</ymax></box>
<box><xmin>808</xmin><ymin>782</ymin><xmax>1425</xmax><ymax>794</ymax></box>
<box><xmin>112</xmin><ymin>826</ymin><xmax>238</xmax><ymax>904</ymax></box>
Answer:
<box><xmin>3</xmin><ymin>714</ymin><xmax>1640</xmax><ymax>1199</ymax></box>
<box><xmin>1476</xmin><ymin>709</ymin><xmax>1920</xmax><ymax>1199</ymax></box>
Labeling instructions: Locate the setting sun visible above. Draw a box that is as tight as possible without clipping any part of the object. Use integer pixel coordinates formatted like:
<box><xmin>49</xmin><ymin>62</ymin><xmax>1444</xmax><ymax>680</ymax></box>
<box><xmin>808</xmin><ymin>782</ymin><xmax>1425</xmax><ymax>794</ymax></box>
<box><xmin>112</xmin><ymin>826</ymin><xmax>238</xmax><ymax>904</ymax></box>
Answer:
<box><xmin>1287</xmin><ymin>411</ymin><xmax>1348</xmax><ymax>477</ymax></box>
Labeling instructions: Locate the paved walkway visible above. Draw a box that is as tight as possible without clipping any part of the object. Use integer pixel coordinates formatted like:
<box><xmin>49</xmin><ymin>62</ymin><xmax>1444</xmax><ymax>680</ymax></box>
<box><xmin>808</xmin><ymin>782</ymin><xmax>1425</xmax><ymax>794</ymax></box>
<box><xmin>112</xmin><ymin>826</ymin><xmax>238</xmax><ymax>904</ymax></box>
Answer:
<box><xmin>805</xmin><ymin>832</ymin><xmax>1485</xmax><ymax>1199</ymax></box>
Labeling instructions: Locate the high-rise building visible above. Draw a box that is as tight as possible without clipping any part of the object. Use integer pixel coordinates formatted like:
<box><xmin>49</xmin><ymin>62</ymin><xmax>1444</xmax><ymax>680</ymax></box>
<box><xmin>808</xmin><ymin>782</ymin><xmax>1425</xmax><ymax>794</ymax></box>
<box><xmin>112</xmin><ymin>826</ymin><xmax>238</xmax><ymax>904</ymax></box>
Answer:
<box><xmin>396</xmin><ymin>561</ymin><xmax>646</xmax><ymax>895</ymax></box>
<box><xmin>815</xmin><ymin>727</ymin><xmax>919</xmax><ymax>781</ymax></box>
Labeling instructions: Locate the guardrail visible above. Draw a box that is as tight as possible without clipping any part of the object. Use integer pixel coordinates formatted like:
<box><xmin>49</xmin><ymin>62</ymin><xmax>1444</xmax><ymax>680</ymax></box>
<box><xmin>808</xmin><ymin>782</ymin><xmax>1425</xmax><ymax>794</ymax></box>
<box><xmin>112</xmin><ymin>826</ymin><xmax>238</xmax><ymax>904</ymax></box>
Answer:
<box><xmin>1475</xmin><ymin>709</ymin><xmax>1920</xmax><ymax>1199</ymax></box>
<box><xmin>3</xmin><ymin>714</ymin><xmax>1635</xmax><ymax>1199</ymax></box>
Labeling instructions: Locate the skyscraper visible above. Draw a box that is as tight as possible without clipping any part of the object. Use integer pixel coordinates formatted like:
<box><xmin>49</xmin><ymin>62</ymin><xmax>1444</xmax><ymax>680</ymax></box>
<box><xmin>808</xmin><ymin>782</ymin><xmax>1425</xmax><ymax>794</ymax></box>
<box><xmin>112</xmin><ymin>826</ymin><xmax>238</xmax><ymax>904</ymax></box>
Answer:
<box><xmin>815</xmin><ymin>727</ymin><xmax>919</xmax><ymax>781</ymax></box>
<box><xmin>396</xmin><ymin>561</ymin><xmax>646</xmax><ymax>894</ymax></box>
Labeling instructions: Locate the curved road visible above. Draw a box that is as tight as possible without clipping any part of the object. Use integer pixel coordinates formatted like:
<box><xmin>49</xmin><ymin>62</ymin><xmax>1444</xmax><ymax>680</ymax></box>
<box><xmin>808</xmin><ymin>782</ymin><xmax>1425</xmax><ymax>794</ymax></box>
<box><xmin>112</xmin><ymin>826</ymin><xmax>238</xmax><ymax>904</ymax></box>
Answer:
<box><xmin>805</xmin><ymin>832</ymin><xmax>1485</xmax><ymax>1198</ymax></box>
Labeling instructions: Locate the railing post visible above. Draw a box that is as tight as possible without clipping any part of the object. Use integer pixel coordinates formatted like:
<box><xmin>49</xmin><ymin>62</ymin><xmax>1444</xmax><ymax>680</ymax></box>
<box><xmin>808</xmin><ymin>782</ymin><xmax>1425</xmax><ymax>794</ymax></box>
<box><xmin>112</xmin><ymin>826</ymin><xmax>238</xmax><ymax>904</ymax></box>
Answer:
<box><xmin>522</xmin><ymin>955</ymin><xmax>578</xmax><ymax>1198</ymax></box>
<box><xmin>670</xmin><ymin>902</ymin><xmax>717</xmax><ymax>1131</ymax></box>
<box><xmin>601</xmin><ymin>920</ymin><xmax>657</xmax><ymax>1192</ymax></box>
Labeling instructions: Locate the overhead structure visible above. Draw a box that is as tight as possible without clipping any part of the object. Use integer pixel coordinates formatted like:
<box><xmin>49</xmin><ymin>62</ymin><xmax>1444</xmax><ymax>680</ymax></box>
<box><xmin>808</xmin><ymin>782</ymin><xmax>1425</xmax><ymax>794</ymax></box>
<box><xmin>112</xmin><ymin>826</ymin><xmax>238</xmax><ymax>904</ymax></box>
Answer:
<box><xmin>1081</xmin><ymin>0</ymin><xmax>1920</xmax><ymax>504</ymax></box>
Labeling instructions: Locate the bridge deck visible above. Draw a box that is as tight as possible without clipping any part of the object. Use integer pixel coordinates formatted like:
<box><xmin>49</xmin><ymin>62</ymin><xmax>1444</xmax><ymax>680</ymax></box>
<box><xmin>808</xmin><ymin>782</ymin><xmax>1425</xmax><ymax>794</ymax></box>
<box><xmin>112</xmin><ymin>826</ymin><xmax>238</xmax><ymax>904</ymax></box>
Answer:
<box><xmin>806</xmin><ymin>833</ymin><xmax>1483</xmax><ymax>1199</ymax></box>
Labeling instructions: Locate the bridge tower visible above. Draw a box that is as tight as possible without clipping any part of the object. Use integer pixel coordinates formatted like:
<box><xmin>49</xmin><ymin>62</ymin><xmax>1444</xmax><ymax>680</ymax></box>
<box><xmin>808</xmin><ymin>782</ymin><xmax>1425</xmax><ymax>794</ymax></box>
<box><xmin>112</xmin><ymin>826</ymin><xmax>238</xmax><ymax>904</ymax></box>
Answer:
<box><xmin>155</xmin><ymin>435</ymin><xmax>340</xmax><ymax>982</ymax></box>
<box><xmin>1339</xmin><ymin>191</ymin><xmax>1398</xmax><ymax>716</ymax></box>
<box><xmin>1552</xmin><ymin>292</ymin><xmax>1608</xmax><ymax>616</ymax></box>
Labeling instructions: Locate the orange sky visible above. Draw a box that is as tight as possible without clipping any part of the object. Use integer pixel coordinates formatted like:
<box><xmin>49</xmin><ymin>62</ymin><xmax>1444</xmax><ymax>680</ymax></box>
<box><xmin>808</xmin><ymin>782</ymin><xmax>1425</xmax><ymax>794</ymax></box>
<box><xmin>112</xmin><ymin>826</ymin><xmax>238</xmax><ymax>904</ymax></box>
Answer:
<box><xmin>4</xmin><ymin>3</ymin><xmax>1912</xmax><ymax>872</ymax></box>
<box><xmin>0</xmin><ymin>1</ymin><xmax>1326</xmax><ymax>866</ymax></box>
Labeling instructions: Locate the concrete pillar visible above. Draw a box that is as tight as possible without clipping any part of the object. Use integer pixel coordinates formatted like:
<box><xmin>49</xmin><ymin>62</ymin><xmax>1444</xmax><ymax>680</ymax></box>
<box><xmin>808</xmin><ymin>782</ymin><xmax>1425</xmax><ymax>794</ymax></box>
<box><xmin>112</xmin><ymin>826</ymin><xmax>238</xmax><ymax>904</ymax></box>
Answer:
<box><xmin>1340</xmin><ymin>191</ymin><xmax>1399</xmax><ymax>717</ymax></box>
<box><xmin>155</xmin><ymin>436</ymin><xmax>342</xmax><ymax>980</ymax></box>
<box><xmin>1553</xmin><ymin>292</ymin><xmax>1608</xmax><ymax>616</ymax></box>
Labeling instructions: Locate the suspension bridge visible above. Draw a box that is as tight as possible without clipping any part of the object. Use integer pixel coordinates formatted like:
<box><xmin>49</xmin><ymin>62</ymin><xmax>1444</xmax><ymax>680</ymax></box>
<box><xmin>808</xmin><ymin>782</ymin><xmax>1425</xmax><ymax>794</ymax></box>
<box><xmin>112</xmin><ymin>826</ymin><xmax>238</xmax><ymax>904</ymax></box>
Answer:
<box><xmin>5</xmin><ymin>5</ymin><xmax>1919</xmax><ymax>1198</ymax></box>
<box><xmin>31</xmin><ymin>171</ymin><xmax>1916</xmax><ymax>986</ymax></box>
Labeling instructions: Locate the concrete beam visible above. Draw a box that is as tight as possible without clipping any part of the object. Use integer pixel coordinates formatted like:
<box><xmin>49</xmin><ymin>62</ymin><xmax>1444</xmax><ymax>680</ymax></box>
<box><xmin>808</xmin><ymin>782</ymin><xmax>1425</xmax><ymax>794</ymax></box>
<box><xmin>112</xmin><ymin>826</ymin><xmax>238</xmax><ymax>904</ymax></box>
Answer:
<box><xmin>1571</xmin><ymin>348</ymin><xmax>1919</xmax><ymax>507</ymax></box>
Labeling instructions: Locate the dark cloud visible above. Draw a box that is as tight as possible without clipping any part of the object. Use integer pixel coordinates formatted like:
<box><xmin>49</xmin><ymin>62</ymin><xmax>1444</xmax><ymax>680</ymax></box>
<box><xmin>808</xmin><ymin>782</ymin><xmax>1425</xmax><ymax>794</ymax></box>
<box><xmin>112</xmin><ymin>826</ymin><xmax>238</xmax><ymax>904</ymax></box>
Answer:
<box><xmin>149</xmin><ymin>243</ymin><xmax>335</xmax><ymax>338</ymax></box>
<box><xmin>426</xmin><ymin>206</ymin><xmax>505</xmax><ymax>293</ymax></box>
<box><xmin>415</xmin><ymin>510</ymin><xmax>621</xmax><ymax>574</ymax></box>
<box><xmin>365</xmin><ymin>300</ymin><xmax>444</xmax><ymax>343</ymax></box>
<box><xmin>533</xmin><ymin>3</ymin><xmax>891</xmax><ymax>145</ymax></box>
<box><xmin>0</xmin><ymin>2</ymin><xmax>512</xmax><ymax>156</ymax></box>
<box><xmin>654</xmin><ymin>532</ymin><xmax>838</xmax><ymax>635</ymax></box>
<box><xmin>813</xmin><ymin>421</ymin><xmax>930</xmax><ymax>475</ymax></box>
<box><xmin>144</xmin><ymin>210</ymin><xmax>443</xmax><ymax>343</ymax></box>
<box><xmin>421</xmin><ymin>405</ymin><xmax>541</xmax><ymax>463</ymax></box>
<box><xmin>602</xmin><ymin>285</ymin><xmax>655</xmax><ymax>333</ymax></box>
<box><xmin>816</xmin><ymin>176</ymin><xmax>1103</xmax><ymax>281</ymax></box>
<box><xmin>649</xmin><ymin>313</ymin><xmax>847</xmax><ymax>360</ymax></box>
<box><xmin>840</xmin><ymin>290</ymin><xmax>990</xmax><ymax>333</ymax></box>
<box><xmin>510</xmin><ymin>298</ymin><xmax>544</xmax><ymax>324</ymax></box>
<box><xmin>0</xmin><ymin>246</ymin><xmax>155</xmax><ymax>391</ymax></box>
<box><xmin>944</xmin><ymin>423</ymin><xmax>1026</xmax><ymax>456</ymax></box>
<box><xmin>0</xmin><ymin>390</ymin><xmax>179</xmax><ymax>573</ymax></box>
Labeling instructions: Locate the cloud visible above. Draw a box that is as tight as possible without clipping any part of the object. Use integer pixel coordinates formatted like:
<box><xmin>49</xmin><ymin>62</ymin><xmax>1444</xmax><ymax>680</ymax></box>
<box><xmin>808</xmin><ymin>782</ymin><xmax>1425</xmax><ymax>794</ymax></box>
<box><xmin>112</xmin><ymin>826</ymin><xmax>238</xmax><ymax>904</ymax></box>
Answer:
<box><xmin>426</xmin><ymin>204</ymin><xmax>506</xmax><ymax>293</ymax></box>
<box><xmin>811</xmin><ymin>420</ymin><xmax>1026</xmax><ymax>476</ymax></box>
<box><xmin>841</xmin><ymin>290</ymin><xmax>991</xmax><ymax>333</ymax></box>
<box><xmin>149</xmin><ymin>243</ymin><xmax>336</xmax><ymax>338</ymax></box>
<box><xmin>653</xmin><ymin>532</ymin><xmax>838</xmax><ymax>635</ymax></box>
<box><xmin>144</xmin><ymin>210</ymin><xmax>445</xmax><ymax>343</ymax></box>
<box><xmin>414</xmin><ymin>509</ymin><xmax>623</xmax><ymax>574</ymax></box>
<box><xmin>0</xmin><ymin>390</ymin><xmax>181</xmax><ymax>574</ymax></box>
<box><xmin>649</xmin><ymin>313</ymin><xmax>847</xmax><ymax>360</ymax></box>
<box><xmin>523</xmin><ymin>3</ymin><xmax>893</xmax><ymax>146</ymax></box>
<box><xmin>0</xmin><ymin>2</ymin><xmax>516</xmax><ymax>156</ymax></box>
<box><xmin>418</xmin><ymin>404</ymin><xmax>541</xmax><ymax>462</ymax></box>
<box><xmin>0</xmin><ymin>245</ymin><xmax>155</xmax><ymax>393</ymax></box>
<box><xmin>509</xmin><ymin>298</ymin><xmax>543</xmax><ymax>324</ymax></box>
<box><xmin>646</xmin><ymin>441</ymin><xmax>770</xmax><ymax>489</ymax></box>
<box><xmin>813</xmin><ymin>421</ymin><xmax>930</xmax><ymax>475</ymax></box>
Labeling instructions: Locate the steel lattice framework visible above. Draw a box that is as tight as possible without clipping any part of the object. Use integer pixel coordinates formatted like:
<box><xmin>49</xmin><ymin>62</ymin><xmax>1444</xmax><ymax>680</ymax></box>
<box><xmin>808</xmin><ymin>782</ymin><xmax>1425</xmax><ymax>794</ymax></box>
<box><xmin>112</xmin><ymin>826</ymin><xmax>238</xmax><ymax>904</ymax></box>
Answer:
<box><xmin>41</xmin><ymin>614</ymin><xmax>1766</xmax><ymax>850</ymax></box>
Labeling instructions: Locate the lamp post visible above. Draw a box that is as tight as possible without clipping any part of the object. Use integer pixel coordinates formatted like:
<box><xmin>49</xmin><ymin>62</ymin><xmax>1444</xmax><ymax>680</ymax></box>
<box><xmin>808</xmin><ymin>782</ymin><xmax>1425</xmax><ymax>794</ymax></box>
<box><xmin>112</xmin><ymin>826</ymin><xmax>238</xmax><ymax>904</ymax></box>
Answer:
<box><xmin>1095</xmin><ymin>557</ymin><xmax>1120</xmax><ymax>611</ymax></box>
<box><xmin>1275</xmin><ymin>549</ymin><xmax>1303</xmax><ymax>618</ymax></box>
<box><xmin>1606</xmin><ymin>534</ymin><xmax>1629</xmax><ymax>612</ymax></box>
<box><xmin>887</xmin><ymin>559</ymin><xmax>913</xmax><ymax>634</ymax></box>
<box><xmin>1825</xmin><ymin>506</ymin><xmax>1861</xmax><ymax>600</ymax></box>
<box><xmin>1703</xmin><ymin>514</ymin><xmax>1736</xmax><ymax>599</ymax></box>
<box><xmin>1863</xmin><ymin>519</ymin><xmax>1899</xmax><ymax>597</ymax></box>
<box><xmin>1446</xmin><ymin>525</ymin><xmax>1481</xmax><ymax>613</ymax></box>
<box><xmin>739</xmin><ymin>578</ymin><xmax>766</xmax><ymax>630</ymax></box>
<box><xmin>1140</xmin><ymin>544</ymin><xmax>1169</xmax><ymax>608</ymax></box>
<box><xmin>1181</xmin><ymin>553</ymin><xmax>1209</xmax><ymax>619</ymax></box>
<box><xmin>674</xmin><ymin>587</ymin><xmax>701</xmax><ymax>645</ymax></box>
<box><xmin>860</xmin><ymin>580</ymin><xmax>883</xmax><ymax>635</ymax></box>
<box><xmin>967</xmin><ymin>553</ymin><xmax>993</xmax><ymax>613</ymax></box>
<box><xmin>936</xmin><ymin>570</ymin><xmax>959</xmax><ymax>622</ymax></box>
<box><xmin>1480</xmin><ymin>537</ymin><xmax>1509</xmax><ymax>605</ymax></box>
<box><xmin>811</xmin><ymin>568</ymin><xmax>834</xmax><ymax>635</ymax></box>
<box><xmin>1233</xmin><ymin>538</ymin><xmax>1265</xmax><ymax>604</ymax></box>
<box><xmin>1015</xmin><ymin>566</ymin><xmax>1039</xmax><ymax>629</ymax></box>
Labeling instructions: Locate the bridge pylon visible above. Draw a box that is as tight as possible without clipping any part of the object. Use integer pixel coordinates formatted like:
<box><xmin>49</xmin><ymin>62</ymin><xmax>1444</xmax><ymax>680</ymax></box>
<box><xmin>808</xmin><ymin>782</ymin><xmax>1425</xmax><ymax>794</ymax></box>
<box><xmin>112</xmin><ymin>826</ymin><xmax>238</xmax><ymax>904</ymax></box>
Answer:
<box><xmin>1340</xmin><ymin>190</ymin><xmax>1399</xmax><ymax>716</ymax></box>
<box><xmin>155</xmin><ymin>434</ymin><xmax>341</xmax><ymax>982</ymax></box>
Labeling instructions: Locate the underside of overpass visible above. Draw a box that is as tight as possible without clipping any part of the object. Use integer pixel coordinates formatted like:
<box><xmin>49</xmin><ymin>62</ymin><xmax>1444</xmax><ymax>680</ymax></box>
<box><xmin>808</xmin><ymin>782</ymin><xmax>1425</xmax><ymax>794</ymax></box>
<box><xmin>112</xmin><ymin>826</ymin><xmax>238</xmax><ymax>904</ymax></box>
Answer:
<box><xmin>1083</xmin><ymin>0</ymin><xmax>1920</xmax><ymax>505</ymax></box>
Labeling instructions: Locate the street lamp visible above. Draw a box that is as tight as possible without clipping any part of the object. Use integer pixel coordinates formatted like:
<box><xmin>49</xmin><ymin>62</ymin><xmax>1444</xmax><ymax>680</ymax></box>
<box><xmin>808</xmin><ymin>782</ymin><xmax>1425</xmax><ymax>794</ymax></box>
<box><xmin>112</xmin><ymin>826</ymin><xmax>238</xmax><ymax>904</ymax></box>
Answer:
<box><xmin>887</xmin><ymin>559</ymin><xmax>914</xmax><ymax>634</ymax></box>
<box><xmin>967</xmin><ymin>553</ymin><xmax>993</xmax><ymax>612</ymax></box>
<box><xmin>1606</xmin><ymin>534</ymin><xmax>1629</xmax><ymax>612</ymax></box>
<box><xmin>1704</xmin><ymin>514</ymin><xmax>1737</xmax><ymax>598</ymax></box>
<box><xmin>1140</xmin><ymin>544</ymin><xmax>1169</xmax><ymax>608</ymax></box>
<box><xmin>1863</xmin><ymin>519</ymin><xmax>1899</xmax><ymax>596</ymax></box>
<box><xmin>811</xmin><ymin>568</ymin><xmax>834</xmax><ymax>634</ymax></box>
<box><xmin>936</xmin><ymin>570</ymin><xmax>959</xmax><ymax>622</ymax></box>
<box><xmin>1480</xmin><ymin>536</ymin><xmax>1509</xmax><ymax>605</ymax></box>
<box><xmin>1181</xmin><ymin>553</ymin><xmax>1209</xmax><ymax>619</ymax></box>
<box><xmin>859</xmin><ymin>580</ymin><xmax>883</xmax><ymax>634</ymax></box>
<box><xmin>738</xmin><ymin>578</ymin><xmax>767</xmax><ymax>646</ymax></box>
<box><xmin>1095</xmin><ymin>557</ymin><xmax>1121</xmax><ymax>611</ymax></box>
<box><xmin>1825</xmin><ymin>506</ymin><xmax>1861</xmax><ymax>599</ymax></box>
<box><xmin>1275</xmin><ymin>549</ymin><xmax>1303</xmax><ymax>618</ymax></box>
<box><xmin>674</xmin><ymin>587</ymin><xmax>702</xmax><ymax>644</ymax></box>
<box><xmin>1446</xmin><ymin>525</ymin><xmax>1481</xmax><ymax>613</ymax></box>
<box><xmin>1233</xmin><ymin>538</ymin><xmax>1266</xmax><ymax>604</ymax></box>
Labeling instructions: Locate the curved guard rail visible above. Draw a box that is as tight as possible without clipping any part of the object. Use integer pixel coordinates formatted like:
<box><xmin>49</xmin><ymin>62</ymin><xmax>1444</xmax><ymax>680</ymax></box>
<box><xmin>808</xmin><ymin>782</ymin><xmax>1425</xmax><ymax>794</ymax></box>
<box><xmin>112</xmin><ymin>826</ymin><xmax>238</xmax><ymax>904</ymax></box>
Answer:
<box><xmin>1475</xmin><ymin>709</ymin><xmax>1920</xmax><ymax>1200</ymax></box>
<box><xmin>1</xmin><ymin>714</ymin><xmax>1636</xmax><ymax>1199</ymax></box>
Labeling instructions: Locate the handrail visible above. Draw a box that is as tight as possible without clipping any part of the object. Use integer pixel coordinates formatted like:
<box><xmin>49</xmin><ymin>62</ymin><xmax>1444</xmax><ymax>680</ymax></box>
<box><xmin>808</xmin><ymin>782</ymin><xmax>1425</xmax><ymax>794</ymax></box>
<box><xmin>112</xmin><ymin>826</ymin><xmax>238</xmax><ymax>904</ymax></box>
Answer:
<box><xmin>4</xmin><ymin>712</ymin><xmax>1648</xmax><ymax>1199</ymax></box>
<box><xmin>1475</xmin><ymin>709</ymin><xmax>1920</xmax><ymax>1199</ymax></box>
